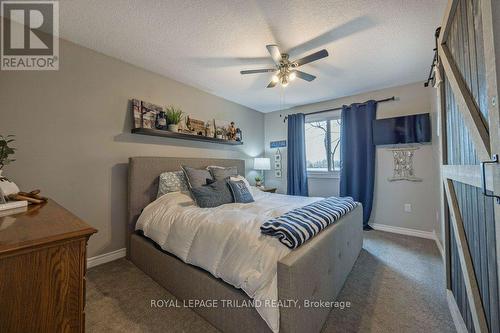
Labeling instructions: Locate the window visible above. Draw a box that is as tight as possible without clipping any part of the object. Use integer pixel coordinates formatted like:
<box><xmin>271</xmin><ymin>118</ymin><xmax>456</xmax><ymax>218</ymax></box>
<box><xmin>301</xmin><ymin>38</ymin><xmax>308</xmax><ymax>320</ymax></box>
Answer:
<box><xmin>305</xmin><ymin>118</ymin><xmax>342</xmax><ymax>173</ymax></box>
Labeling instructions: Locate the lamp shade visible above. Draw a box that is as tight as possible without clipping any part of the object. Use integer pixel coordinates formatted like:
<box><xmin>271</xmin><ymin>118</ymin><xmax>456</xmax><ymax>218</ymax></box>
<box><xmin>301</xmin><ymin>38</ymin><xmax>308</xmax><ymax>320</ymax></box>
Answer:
<box><xmin>254</xmin><ymin>158</ymin><xmax>271</xmax><ymax>170</ymax></box>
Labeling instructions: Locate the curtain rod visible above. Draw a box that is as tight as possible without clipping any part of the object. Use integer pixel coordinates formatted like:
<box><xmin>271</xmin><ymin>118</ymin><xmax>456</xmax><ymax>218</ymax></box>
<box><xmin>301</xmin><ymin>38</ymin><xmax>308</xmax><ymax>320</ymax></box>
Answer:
<box><xmin>281</xmin><ymin>96</ymin><xmax>397</xmax><ymax>122</ymax></box>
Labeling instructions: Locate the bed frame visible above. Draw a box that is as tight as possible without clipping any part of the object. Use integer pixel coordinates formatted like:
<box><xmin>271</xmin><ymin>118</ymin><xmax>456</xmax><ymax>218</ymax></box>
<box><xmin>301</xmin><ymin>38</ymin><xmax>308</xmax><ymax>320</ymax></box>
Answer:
<box><xmin>127</xmin><ymin>156</ymin><xmax>363</xmax><ymax>333</ymax></box>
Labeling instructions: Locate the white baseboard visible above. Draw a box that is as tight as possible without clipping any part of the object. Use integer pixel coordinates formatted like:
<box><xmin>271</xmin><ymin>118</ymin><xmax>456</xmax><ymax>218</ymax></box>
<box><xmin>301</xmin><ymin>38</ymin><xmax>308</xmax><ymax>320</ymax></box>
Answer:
<box><xmin>369</xmin><ymin>223</ymin><xmax>435</xmax><ymax>239</ymax></box>
<box><xmin>433</xmin><ymin>230</ymin><xmax>445</xmax><ymax>259</ymax></box>
<box><xmin>87</xmin><ymin>248</ymin><xmax>126</xmax><ymax>269</ymax></box>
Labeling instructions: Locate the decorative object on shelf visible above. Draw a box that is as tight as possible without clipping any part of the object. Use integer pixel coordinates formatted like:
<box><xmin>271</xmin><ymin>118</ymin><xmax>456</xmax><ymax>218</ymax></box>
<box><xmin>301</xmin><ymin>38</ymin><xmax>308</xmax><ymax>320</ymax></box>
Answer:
<box><xmin>215</xmin><ymin>119</ymin><xmax>231</xmax><ymax>140</ymax></box>
<box><xmin>132</xmin><ymin>99</ymin><xmax>166</xmax><ymax>129</ymax></box>
<box><xmin>227</xmin><ymin>122</ymin><xmax>237</xmax><ymax>141</ymax></box>
<box><xmin>387</xmin><ymin>147</ymin><xmax>422</xmax><ymax>182</ymax></box>
<box><xmin>205</xmin><ymin>121</ymin><xmax>214</xmax><ymax>138</ymax></box>
<box><xmin>236</xmin><ymin>128</ymin><xmax>242</xmax><ymax>142</ymax></box>
<box><xmin>155</xmin><ymin>111</ymin><xmax>168</xmax><ymax>130</ymax></box>
<box><xmin>254</xmin><ymin>157</ymin><xmax>271</xmax><ymax>186</ymax></box>
<box><xmin>185</xmin><ymin>116</ymin><xmax>205</xmax><ymax>136</ymax></box>
<box><xmin>165</xmin><ymin>105</ymin><xmax>183</xmax><ymax>132</ymax></box>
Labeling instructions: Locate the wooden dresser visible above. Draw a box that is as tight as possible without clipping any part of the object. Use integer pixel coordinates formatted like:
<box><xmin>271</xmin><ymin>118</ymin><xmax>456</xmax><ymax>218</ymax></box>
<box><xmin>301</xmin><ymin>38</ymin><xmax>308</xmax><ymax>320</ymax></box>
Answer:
<box><xmin>0</xmin><ymin>200</ymin><xmax>97</xmax><ymax>333</ymax></box>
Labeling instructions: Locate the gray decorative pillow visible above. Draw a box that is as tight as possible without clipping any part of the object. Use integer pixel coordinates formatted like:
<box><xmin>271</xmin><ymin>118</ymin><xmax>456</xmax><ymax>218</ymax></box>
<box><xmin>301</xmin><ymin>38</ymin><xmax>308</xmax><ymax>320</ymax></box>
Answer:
<box><xmin>208</xmin><ymin>166</ymin><xmax>238</xmax><ymax>181</ymax></box>
<box><xmin>228</xmin><ymin>180</ymin><xmax>254</xmax><ymax>203</ymax></box>
<box><xmin>191</xmin><ymin>179</ymin><xmax>234</xmax><ymax>208</ymax></box>
<box><xmin>182</xmin><ymin>166</ymin><xmax>213</xmax><ymax>189</ymax></box>
<box><xmin>157</xmin><ymin>171</ymin><xmax>189</xmax><ymax>198</ymax></box>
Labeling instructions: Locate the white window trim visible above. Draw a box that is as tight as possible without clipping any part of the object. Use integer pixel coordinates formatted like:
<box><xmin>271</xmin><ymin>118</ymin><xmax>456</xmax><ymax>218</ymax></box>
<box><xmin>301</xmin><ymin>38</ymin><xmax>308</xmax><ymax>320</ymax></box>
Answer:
<box><xmin>307</xmin><ymin>170</ymin><xmax>340</xmax><ymax>179</ymax></box>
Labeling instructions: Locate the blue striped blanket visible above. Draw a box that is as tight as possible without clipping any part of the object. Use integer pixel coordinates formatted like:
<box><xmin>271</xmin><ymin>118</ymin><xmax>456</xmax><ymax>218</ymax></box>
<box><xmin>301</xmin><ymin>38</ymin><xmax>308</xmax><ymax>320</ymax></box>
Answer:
<box><xmin>260</xmin><ymin>197</ymin><xmax>358</xmax><ymax>249</ymax></box>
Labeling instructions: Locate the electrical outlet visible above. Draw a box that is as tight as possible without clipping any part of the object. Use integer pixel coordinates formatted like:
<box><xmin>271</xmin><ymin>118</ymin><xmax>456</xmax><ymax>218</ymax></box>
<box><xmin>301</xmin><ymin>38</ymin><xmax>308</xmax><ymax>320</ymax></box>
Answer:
<box><xmin>404</xmin><ymin>204</ymin><xmax>412</xmax><ymax>213</ymax></box>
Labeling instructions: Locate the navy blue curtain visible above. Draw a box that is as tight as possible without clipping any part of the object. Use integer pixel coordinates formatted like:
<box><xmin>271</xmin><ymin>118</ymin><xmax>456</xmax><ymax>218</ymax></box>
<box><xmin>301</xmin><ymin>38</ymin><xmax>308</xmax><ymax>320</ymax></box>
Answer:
<box><xmin>340</xmin><ymin>101</ymin><xmax>377</xmax><ymax>227</ymax></box>
<box><xmin>287</xmin><ymin>113</ymin><xmax>309</xmax><ymax>196</ymax></box>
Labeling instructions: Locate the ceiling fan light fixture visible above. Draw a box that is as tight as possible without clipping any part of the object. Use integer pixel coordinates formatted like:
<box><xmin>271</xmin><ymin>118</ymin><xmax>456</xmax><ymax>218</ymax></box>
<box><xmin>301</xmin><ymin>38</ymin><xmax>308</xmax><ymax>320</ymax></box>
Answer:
<box><xmin>289</xmin><ymin>71</ymin><xmax>296</xmax><ymax>81</ymax></box>
<box><xmin>272</xmin><ymin>75</ymin><xmax>279</xmax><ymax>83</ymax></box>
<box><xmin>280</xmin><ymin>76</ymin><xmax>289</xmax><ymax>87</ymax></box>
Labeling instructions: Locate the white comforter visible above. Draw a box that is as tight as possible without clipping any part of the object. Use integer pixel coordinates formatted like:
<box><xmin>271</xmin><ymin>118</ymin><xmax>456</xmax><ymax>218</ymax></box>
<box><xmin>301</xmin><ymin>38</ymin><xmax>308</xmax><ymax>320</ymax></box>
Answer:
<box><xmin>136</xmin><ymin>188</ymin><xmax>321</xmax><ymax>332</ymax></box>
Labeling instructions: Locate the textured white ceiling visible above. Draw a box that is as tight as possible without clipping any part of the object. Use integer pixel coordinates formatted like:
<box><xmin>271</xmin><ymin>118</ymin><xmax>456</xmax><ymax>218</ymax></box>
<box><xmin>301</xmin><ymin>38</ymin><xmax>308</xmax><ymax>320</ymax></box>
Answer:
<box><xmin>58</xmin><ymin>0</ymin><xmax>446</xmax><ymax>112</ymax></box>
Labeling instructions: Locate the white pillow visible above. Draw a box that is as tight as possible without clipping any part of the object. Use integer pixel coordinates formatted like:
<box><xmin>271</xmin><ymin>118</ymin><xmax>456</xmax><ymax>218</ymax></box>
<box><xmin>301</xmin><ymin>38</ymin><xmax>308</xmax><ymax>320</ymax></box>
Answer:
<box><xmin>229</xmin><ymin>175</ymin><xmax>251</xmax><ymax>190</ymax></box>
<box><xmin>157</xmin><ymin>171</ymin><xmax>189</xmax><ymax>198</ymax></box>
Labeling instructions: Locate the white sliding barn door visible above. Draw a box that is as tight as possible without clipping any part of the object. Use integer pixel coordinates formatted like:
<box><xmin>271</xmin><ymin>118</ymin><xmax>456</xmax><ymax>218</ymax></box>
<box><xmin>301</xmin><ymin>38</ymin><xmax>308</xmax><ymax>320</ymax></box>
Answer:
<box><xmin>438</xmin><ymin>0</ymin><xmax>500</xmax><ymax>332</ymax></box>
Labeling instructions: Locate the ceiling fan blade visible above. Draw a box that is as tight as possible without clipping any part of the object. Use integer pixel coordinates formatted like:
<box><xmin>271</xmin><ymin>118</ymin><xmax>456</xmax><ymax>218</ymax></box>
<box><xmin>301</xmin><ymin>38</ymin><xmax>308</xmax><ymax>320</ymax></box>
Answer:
<box><xmin>266</xmin><ymin>45</ymin><xmax>283</xmax><ymax>65</ymax></box>
<box><xmin>292</xmin><ymin>49</ymin><xmax>329</xmax><ymax>67</ymax></box>
<box><xmin>240</xmin><ymin>69</ymin><xmax>276</xmax><ymax>74</ymax></box>
<box><xmin>267</xmin><ymin>80</ymin><xmax>277</xmax><ymax>88</ymax></box>
<box><xmin>294</xmin><ymin>70</ymin><xmax>316</xmax><ymax>82</ymax></box>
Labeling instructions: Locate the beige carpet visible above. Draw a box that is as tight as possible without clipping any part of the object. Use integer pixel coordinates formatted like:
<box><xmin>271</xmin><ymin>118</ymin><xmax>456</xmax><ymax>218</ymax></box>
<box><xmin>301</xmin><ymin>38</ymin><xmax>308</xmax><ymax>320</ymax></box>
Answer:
<box><xmin>86</xmin><ymin>231</ymin><xmax>456</xmax><ymax>332</ymax></box>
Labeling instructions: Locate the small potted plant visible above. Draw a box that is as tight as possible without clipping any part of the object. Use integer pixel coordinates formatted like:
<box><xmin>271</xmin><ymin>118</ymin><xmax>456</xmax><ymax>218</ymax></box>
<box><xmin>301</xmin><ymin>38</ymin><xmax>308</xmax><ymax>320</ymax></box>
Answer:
<box><xmin>215</xmin><ymin>128</ymin><xmax>224</xmax><ymax>139</ymax></box>
<box><xmin>165</xmin><ymin>106</ymin><xmax>183</xmax><ymax>132</ymax></box>
<box><xmin>255</xmin><ymin>175</ymin><xmax>263</xmax><ymax>187</ymax></box>
<box><xmin>0</xmin><ymin>135</ymin><xmax>16</xmax><ymax>180</ymax></box>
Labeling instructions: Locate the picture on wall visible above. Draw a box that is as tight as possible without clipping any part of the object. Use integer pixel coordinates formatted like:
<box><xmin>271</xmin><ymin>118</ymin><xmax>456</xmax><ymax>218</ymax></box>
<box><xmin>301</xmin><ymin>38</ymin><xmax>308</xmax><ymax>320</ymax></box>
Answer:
<box><xmin>131</xmin><ymin>99</ymin><xmax>163</xmax><ymax>129</ymax></box>
<box><xmin>275</xmin><ymin>169</ymin><xmax>282</xmax><ymax>178</ymax></box>
<box><xmin>275</xmin><ymin>161</ymin><xmax>281</xmax><ymax>169</ymax></box>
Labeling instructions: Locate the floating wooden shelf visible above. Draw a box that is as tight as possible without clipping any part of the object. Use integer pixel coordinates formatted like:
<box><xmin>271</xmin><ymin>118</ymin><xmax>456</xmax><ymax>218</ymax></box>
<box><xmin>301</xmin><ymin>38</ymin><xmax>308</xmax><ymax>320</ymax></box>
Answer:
<box><xmin>131</xmin><ymin>128</ymin><xmax>244</xmax><ymax>146</ymax></box>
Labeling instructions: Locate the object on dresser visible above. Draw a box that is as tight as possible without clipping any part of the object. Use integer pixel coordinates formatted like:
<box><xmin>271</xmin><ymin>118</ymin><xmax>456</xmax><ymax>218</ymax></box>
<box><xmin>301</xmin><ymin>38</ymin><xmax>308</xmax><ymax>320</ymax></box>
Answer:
<box><xmin>0</xmin><ymin>134</ymin><xmax>19</xmax><ymax>198</ymax></box>
<box><xmin>9</xmin><ymin>189</ymin><xmax>48</xmax><ymax>205</ymax></box>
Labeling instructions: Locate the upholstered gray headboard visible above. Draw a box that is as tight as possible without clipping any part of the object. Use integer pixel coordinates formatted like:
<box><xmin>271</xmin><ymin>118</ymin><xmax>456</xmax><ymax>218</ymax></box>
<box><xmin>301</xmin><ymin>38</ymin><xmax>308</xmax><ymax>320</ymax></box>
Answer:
<box><xmin>127</xmin><ymin>156</ymin><xmax>245</xmax><ymax>254</ymax></box>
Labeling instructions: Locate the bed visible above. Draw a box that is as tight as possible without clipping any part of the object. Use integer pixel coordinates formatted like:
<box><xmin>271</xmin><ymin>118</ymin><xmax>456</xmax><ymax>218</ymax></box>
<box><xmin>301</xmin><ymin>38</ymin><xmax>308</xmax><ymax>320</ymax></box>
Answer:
<box><xmin>128</xmin><ymin>157</ymin><xmax>363</xmax><ymax>333</ymax></box>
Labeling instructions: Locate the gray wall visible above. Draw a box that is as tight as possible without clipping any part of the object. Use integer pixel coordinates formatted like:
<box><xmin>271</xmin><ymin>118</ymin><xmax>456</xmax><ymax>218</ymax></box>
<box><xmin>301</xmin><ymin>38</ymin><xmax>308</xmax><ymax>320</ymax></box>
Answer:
<box><xmin>0</xmin><ymin>38</ymin><xmax>264</xmax><ymax>257</ymax></box>
<box><xmin>264</xmin><ymin>82</ymin><xmax>441</xmax><ymax>233</ymax></box>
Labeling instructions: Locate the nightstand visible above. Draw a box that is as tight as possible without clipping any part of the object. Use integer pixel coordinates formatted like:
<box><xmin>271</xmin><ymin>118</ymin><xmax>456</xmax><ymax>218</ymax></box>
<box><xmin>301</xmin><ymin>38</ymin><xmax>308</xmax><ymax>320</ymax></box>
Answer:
<box><xmin>258</xmin><ymin>187</ymin><xmax>277</xmax><ymax>193</ymax></box>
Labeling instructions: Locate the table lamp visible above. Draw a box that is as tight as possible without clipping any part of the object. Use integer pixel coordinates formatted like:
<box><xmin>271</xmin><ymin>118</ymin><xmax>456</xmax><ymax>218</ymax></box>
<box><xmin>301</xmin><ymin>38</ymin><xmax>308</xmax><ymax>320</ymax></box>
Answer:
<box><xmin>254</xmin><ymin>157</ymin><xmax>271</xmax><ymax>187</ymax></box>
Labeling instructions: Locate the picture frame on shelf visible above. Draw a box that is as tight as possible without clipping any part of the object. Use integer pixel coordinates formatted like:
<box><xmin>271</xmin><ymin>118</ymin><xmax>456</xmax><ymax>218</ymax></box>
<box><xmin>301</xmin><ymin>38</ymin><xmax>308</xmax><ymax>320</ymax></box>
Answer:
<box><xmin>214</xmin><ymin>119</ymin><xmax>231</xmax><ymax>139</ymax></box>
<box><xmin>131</xmin><ymin>99</ymin><xmax>163</xmax><ymax>129</ymax></box>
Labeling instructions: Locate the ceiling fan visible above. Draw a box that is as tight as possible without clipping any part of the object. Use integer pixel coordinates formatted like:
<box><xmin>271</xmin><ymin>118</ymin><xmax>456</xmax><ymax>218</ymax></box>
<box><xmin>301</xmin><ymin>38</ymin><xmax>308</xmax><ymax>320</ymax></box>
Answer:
<box><xmin>240</xmin><ymin>45</ymin><xmax>329</xmax><ymax>88</ymax></box>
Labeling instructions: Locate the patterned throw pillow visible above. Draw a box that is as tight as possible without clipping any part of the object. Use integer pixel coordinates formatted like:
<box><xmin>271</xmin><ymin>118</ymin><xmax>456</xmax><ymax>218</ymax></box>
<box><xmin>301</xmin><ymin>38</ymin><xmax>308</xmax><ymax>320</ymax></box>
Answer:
<box><xmin>229</xmin><ymin>175</ymin><xmax>251</xmax><ymax>190</ymax></box>
<box><xmin>227</xmin><ymin>179</ymin><xmax>254</xmax><ymax>203</ymax></box>
<box><xmin>190</xmin><ymin>179</ymin><xmax>234</xmax><ymax>208</ymax></box>
<box><xmin>157</xmin><ymin>171</ymin><xmax>189</xmax><ymax>198</ymax></box>
<box><xmin>182</xmin><ymin>166</ymin><xmax>213</xmax><ymax>189</ymax></box>
<box><xmin>208</xmin><ymin>166</ymin><xmax>238</xmax><ymax>181</ymax></box>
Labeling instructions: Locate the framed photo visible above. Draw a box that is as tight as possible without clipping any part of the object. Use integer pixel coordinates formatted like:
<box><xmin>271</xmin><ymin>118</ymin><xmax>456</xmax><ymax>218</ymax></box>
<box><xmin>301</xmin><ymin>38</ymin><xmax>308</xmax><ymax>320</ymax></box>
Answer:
<box><xmin>132</xmin><ymin>99</ymin><xmax>163</xmax><ymax>129</ymax></box>
<box><xmin>132</xmin><ymin>99</ymin><xmax>143</xmax><ymax>129</ymax></box>
<box><xmin>275</xmin><ymin>161</ymin><xmax>281</xmax><ymax>169</ymax></box>
<box><xmin>214</xmin><ymin>119</ymin><xmax>231</xmax><ymax>139</ymax></box>
<box><xmin>275</xmin><ymin>169</ymin><xmax>282</xmax><ymax>178</ymax></box>
<box><xmin>275</xmin><ymin>154</ymin><xmax>281</xmax><ymax>161</ymax></box>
